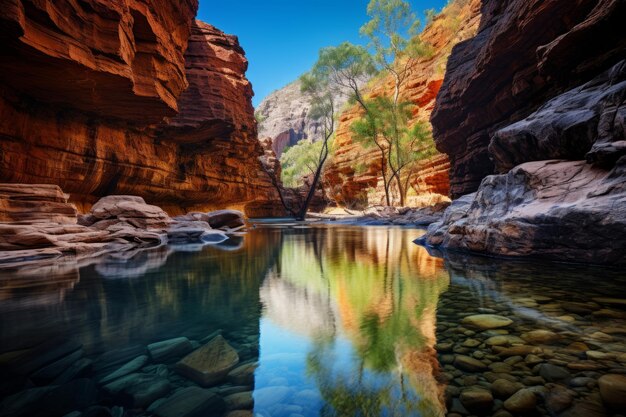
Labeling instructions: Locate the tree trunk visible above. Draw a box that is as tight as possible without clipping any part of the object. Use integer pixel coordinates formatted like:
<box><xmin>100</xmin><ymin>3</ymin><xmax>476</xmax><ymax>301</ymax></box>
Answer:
<box><xmin>296</xmin><ymin>150</ymin><xmax>328</xmax><ymax>221</ymax></box>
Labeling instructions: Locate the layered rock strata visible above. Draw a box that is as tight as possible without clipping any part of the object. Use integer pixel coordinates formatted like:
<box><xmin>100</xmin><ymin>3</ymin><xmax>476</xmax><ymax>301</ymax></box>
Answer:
<box><xmin>0</xmin><ymin>1</ymin><xmax>279</xmax><ymax>216</ymax></box>
<box><xmin>431</xmin><ymin>0</ymin><xmax>626</xmax><ymax>198</ymax></box>
<box><xmin>323</xmin><ymin>0</ymin><xmax>481</xmax><ymax>208</ymax></box>
<box><xmin>423</xmin><ymin>51</ymin><xmax>626</xmax><ymax>264</ymax></box>
<box><xmin>0</xmin><ymin>184</ymin><xmax>245</xmax><ymax>270</ymax></box>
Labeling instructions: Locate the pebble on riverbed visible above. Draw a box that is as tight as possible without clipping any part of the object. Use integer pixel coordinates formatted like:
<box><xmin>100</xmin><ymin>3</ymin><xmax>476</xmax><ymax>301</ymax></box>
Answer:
<box><xmin>436</xmin><ymin>283</ymin><xmax>626</xmax><ymax>417</ymax></box>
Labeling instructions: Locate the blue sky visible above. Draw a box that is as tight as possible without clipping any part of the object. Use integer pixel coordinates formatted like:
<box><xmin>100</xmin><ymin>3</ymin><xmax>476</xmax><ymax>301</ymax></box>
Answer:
<box><xmin>197</xmin><ymin>1</ymin><xmax>448</xmax><ymax>107</ymax></box>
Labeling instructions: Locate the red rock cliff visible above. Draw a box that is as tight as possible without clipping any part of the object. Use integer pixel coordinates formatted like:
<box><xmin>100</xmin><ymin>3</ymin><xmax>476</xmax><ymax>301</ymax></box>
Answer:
<box><xmin>0</xmin><ymin>0</ymin><xmax>279</xmax><ymax>216</ymax></box>
<box><xmin>324</xmin><ymin>0</ymin><xmax>481</xmax><ymax>208</ymax></box>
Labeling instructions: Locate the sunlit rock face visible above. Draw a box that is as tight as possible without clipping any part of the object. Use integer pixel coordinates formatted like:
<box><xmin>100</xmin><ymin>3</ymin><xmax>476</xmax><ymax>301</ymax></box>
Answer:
<box><xmin>323</xmin><ymin>0</ymin><xmax>481</xmax><ymax>208</ymax></box>
<box><xmin>256</xmin><ymin>78</ymin><xmax>368</xmax><ymax>159</ymax></box>
<box><xmin>0</xmin><ymin>1</ymin><xmax>280</xmax><ymax>216</ymax></box>
<box><xmin>424</xmin><ymin>0</ymin><xmax>626</xmax><ymax>264</ymax></box>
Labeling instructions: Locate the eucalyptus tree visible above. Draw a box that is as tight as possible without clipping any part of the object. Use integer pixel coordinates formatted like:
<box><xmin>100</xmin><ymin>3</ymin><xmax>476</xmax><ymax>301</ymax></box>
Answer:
<box><xmin>360</xmin><ymin>0</ymin><xmax>433</xmax><ymax>106</ymax></box>
<box><xmin>355</xmin><ymin>0</ymin><xmax>435</xmax><ymax>206</ymax></box>
<box><xmin>294</xmin><ymin>72</ymin><xmax>336</xmax><ymax>221</ymax></box>
<box><xmin>310</xmin><ymin>42</ymin><xmax>402</xmax><ymax>206</ymax></box>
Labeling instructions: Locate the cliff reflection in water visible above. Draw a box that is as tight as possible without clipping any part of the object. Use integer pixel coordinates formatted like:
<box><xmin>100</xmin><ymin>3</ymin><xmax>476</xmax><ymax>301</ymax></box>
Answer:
<box><xmin>258</xmin><ymin>226</ymin><xmax>449</xmax><ymax>417</ymax></box>
<box><xmin>0</xmin><ymin>230</ymin><xmax>281</xmax><ymax>355</ymax></box>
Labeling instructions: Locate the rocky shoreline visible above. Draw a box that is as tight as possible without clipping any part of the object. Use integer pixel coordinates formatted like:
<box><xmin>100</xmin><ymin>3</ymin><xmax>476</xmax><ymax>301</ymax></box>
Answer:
<box><xmin>305</xmin><ymin>203</ymin><xmax>450</xmax><ymax>227</ymax></box>
<box><xmin>0</xmin><ymin>184</ymin><xmax>247</xmax><ymax>272</ymax></box>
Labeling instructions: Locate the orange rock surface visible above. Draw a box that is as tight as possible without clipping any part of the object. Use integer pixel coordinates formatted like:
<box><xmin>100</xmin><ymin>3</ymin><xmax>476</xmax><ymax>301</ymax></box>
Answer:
<box><xmin>0</xmin><ymin>1</ymin><xmax>279</xmax><ymax>216</ymax></box>
<box><xmin>324</xmin><ymin>0</ymin><xmax>481</xmax><ymax>208</ymax></box>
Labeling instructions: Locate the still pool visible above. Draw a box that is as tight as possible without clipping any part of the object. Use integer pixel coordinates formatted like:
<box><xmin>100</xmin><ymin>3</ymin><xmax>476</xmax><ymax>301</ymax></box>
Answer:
<box><xmin>0</xmin><ymin>224</ymin><xmax>625</xmax><ymax>417</ymax></box>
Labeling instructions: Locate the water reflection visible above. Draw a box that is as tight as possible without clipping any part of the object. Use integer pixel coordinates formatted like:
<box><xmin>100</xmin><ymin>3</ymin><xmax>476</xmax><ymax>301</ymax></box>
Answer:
<box><xmin>1</xmin><ymin>225</ymin><xmax>625</xmax><ymax>417</ymax></box>
<box><xmin>256</xmin><ymin>226</ymin><xmax>449</xmax><ymax>417</ymax></box>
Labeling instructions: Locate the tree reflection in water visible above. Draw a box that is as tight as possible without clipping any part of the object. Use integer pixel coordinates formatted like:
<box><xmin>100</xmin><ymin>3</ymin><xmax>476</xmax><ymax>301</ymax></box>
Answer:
<box><xmin>262</xmin><ymin>225</ymin><xmax>449</xmax><ymax>417</ymax></box>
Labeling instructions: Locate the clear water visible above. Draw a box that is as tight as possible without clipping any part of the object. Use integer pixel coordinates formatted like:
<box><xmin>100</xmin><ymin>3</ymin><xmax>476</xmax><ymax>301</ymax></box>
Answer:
<box><xmin>0</xmin><ymin>224</ymin><xmax>625</xmax><ymax>417</ymax></box>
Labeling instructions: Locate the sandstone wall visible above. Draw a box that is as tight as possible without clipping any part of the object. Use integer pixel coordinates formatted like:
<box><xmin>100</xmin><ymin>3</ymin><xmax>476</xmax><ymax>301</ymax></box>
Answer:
<box><xmin>0</xmin><ymin>1</ymin><xmax>279</xmax><ymax>217</ymax></box>
<box><xmin>324</xmin><ymin>0</ymin><xmax>481</xmax><ymax>208</ymax></box>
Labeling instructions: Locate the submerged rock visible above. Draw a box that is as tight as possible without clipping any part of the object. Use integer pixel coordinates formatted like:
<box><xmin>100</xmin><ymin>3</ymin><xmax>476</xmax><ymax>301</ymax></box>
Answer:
<box><xmin>227</xmin><ymin>362</ymin><xmax>258</xmax><ymax>386</ymax></box>
<box><xmin>539</xmin><ymin>364</ymin><xmax>572</xmax><ymax>382</ymax></box>
<box><xmin>103</xmin><ymin>373</ymin><xmax>171</xmax><ymax>408</ymax></box>
<box><xmin>54</xmin><ymin>358</ymin><xmax>93</xmax><ymax>384</ymax></box>
<box><xmin>522</xmin><ymin>330</ymin><xmax>560</xmax><ymax>344</ymax></box>
<box><xmin>98</xmin><ymin>355</ymin><xmax>149</xmax><ymax>385</ymax></box>
<box><xmin>40</xmin><ymin>378</ymin><xmax>98</xmax><ymax>416</ymax></box>
<box><xmin>151</xmin><ymin>386</ymin><xmax>225</xmax><ymax>417</ymax></box>
<box><xmin>176</xmin><ymin>335</ymin><xmax>239</xmax><ymax>386</ymax></box>
<box><xmin>459</xmin><ymin>388</ymin><xmax>493</xmax><ymax>413</ymax></box>
<box><xmin>462</xmin><ymin>314</ymin><xmax>513</xmax><ymax>330</ymax></box>
<box><xmin>6</xmin><ymin>339</ymin><xmax>82</xmax><ymax>376</ymax></box>
<box><xmin>453</xmin><ymin>355</ymin><xmax>488</xmax><ymax>372</ymax></box>
<box><xmin>504</xmin><ymin>388</ymin><xmax>537</xmax><ymax>413</ymax></box>
<box><xmin>148</xmin><ymin>337</ymin><xmax>194</xmax><ymax>363</ymax></box>
<box><xmin>598</xmin><ymin>374</ymin><xmax>626</xmax><ymax>409</ymax></box>
<box><xmin>31</xmin><ymin>349</ymin><xmax>84</xmax><ymax>382</ymax></box>
<box><xmin>224</xmin><ymin>391</ymin><xmax>254</xmax><ymax>410</ymax></box>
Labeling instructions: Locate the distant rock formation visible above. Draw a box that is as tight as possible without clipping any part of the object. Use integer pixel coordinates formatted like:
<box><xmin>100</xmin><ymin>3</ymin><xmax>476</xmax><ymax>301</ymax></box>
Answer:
<box><xmin>422</xmin><ymin>0</ymin><xmax>626</xmax><ymax>265</ymax></box>
<box><xmin>256</xmin><ymin>79</ymin><xmax>365</xmax><ymax>158</ymax></box>
<box><xmin>324</xmin><ymin>0</ymin><xmax>482</xmax><ymax>208</ymax></box>
<box><xmin>0</xmin><ymin>1</ymin><xmax>280</xmax><ymax>216</ymax></box>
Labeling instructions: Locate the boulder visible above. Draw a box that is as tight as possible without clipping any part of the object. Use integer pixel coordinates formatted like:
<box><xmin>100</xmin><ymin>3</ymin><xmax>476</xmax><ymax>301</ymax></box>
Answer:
<box><xmin>206</xmin><ymin>210</ymin><xmax>246</xmax><ymax>230</ymax></box>
<box><xmin>176</xmin><ymin>335</ymin><xmax>239</xmax><ymax>386</ymax></box>
<box><xmin>89</xmin><ymin>196</ymin><xmax>171</xmax><ymax>230</ymax></box>
<box><xmin>0</xmin><ymin>184</ymin><xmax>77</xmax><ymax>224</ymax></box>
<box><xmin>422</xmin><ymin>158</ymin><xmax>626</xmax><ymax>265</ymax></box>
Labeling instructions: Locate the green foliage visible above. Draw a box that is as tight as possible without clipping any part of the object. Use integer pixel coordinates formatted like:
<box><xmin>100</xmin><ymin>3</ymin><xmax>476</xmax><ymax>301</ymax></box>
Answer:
<box><xmin>360</xmin><ymin>0</ymin><xmax>423</xmax><ymax>71</ymax></box>
<box><xmin>254</xmin><ymin>111</ymin><xmax>266</xmax><ymax>124</ymax></box>
<box><xmin>424</xmin><ymin>8</ymin><xmax>436</xmax><ymax>24</ymax></box>
<box><xmin>280</xmin><ymin>140</ymin><xmax>328</xmax><ymax>188</ymax></box>
<box><xmin>310</xmin><ymin>42</ymin><xmax>377</xmax><ymax>99</ymax></box>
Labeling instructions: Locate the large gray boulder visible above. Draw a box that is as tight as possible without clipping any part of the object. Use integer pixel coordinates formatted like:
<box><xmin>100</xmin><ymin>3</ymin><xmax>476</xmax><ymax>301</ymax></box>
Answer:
<box><xmin>420</xmin><ymin>61</ymin><xmax>626</xmax><ymax>265</ymax></box>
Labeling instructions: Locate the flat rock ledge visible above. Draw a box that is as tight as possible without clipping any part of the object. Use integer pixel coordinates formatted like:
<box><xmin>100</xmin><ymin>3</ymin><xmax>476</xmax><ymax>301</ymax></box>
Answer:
<box><xmin>416</xmin><ymin>158</ymin><xmax>625</xmax><ymax>265</ymax></box>
<box><xmin>0</xmin><ymin>184</ymin><xmax>246</xmax><ymax>270</ymax></box>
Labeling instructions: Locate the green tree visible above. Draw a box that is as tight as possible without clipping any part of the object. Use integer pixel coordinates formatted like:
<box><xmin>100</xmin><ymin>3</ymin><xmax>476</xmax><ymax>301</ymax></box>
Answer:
<box><xmin>310</xmin><ymin>42</ymin><xmax>401</xmax><ymax>206</ymax></box>
<box><xmin>354</xmin><ymin>0</ymin><xmax>435</xmax><ymax>206</ymax></box>
<box><xmin>281</xmin><ymin>141</ymin><xmax>325</xmax><ymax>188</ymax></box>
<box><xmin>293</xmin><ymin>72</ymin><xmax>336</xmax><ymax>220</ymax></box>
